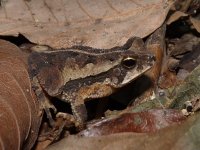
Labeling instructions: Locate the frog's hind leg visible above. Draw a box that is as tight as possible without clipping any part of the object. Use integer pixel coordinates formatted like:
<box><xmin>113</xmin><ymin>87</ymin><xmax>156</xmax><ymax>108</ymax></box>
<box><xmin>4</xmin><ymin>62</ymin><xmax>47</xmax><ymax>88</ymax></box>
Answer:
<box><xmin>32</xmin><ymin>77</ymin><xmax>56</xmax><ymax>126</ymax></box>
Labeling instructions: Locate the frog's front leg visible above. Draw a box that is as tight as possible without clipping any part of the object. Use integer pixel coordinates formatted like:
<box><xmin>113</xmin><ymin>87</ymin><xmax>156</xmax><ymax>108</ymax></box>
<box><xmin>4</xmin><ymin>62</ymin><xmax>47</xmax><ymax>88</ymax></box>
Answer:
<box><xmin>61</xmin><ymin>92</ymin><xmax>87</xmax><ymax>130</ymax></box>
<box><xmin>61</xmin><ymin>84</ymin><xmax>113</xmax><ymax>130</ymax></box>
<box><xmin>32</xmin><ymin>77</ymin><xmax>57</xmax><ymax>126</ymax></box>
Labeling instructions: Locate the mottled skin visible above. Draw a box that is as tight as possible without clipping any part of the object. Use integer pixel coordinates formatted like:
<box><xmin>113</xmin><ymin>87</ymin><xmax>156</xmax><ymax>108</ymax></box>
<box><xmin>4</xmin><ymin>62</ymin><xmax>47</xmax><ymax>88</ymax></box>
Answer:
<box><xmin>28</xmin><ymin>37</ymin><xmax>155</xmax><ymax>129</ymax></box>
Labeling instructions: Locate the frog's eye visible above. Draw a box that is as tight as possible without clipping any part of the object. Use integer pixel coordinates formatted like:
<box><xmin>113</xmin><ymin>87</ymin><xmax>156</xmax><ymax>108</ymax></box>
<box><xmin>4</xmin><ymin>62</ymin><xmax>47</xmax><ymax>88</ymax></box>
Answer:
<box><xmin>122</xmin><ymin>57</ymin><xmax>137</xmax><ymax>69</ymax></box>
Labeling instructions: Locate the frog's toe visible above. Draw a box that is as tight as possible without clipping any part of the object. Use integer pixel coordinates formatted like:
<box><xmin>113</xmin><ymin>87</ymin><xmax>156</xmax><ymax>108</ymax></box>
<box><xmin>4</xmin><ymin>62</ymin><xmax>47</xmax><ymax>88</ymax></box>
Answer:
<box><xmin>75</xmin><ymin>121</ymin><xmax>86</xmax><ymax>131</ymax></box>
<box><xmin>44</xmin><ymin>100</ymin><xmax>57</xmax><ymax>113</ymax></box>
<box><xmin>56</xmin><ymin>112</ymin><xmax>74</xmax><ymax>123</ymax></box>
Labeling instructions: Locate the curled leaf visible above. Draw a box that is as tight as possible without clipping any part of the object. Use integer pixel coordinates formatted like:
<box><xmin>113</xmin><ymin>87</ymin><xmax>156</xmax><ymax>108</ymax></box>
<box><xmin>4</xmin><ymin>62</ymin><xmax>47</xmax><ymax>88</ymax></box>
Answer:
<box><xmin>0</xmin><ymin>40</ymin><xmax>42</xmax><ymax>149</ymax></box>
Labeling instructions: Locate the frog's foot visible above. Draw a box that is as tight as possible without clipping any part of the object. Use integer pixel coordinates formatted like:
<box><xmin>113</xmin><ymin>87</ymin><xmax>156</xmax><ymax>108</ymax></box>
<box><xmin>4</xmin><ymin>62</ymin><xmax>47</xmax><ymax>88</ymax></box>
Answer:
<box><xmin>38</xmin><ymin>113</ymin><xmax>73</xmax><ymax>143</ymax></box>
<box><xmin>56</xmin><ymin>112</ymin><xmax>75</xmax><ymax>125</ymax></box>
<box><xmin>46</xmin><ymin>112</ymin><xmax>74</xmax><ymax>141</ymax></box>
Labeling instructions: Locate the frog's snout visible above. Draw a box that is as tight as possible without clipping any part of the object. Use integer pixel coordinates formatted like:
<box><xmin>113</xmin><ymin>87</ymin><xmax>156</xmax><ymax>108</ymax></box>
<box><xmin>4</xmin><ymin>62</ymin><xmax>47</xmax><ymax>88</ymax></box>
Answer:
<box><xmin>147</xmin><ymin>55</ymin><xmax>156</xmax><ymax>64</ymax></box>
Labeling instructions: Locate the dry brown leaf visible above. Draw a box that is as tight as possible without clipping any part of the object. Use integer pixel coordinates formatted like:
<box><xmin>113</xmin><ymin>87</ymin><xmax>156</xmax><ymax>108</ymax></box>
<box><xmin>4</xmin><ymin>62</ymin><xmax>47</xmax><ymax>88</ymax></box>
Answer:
<box><xmin>0</xmin><ymin>0</ymin><xmax>172</xmax><ymax>49</ymax></box>
<box><xmin>0</xmin><ymin>40</ymin><xmax>42</xmax><ymax>149</ymax></box>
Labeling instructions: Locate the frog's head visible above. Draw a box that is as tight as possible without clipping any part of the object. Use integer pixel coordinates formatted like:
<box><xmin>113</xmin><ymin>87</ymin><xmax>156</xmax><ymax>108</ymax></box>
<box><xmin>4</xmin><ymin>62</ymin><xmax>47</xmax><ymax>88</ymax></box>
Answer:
<box><xmin>102</xmin><ymin>37</ymin><xmax>155</xmax><ymax>88</ymax></box>
<box><xmin>109</xmin><ymin>52</ymin><xmax>155</xmax><ymax>88</ymax></box>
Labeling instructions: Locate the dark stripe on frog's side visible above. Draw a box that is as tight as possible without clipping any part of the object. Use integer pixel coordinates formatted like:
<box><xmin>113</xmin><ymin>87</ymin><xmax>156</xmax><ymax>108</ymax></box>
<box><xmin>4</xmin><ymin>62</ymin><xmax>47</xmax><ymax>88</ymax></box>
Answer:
<box><xmin>61</xmin><ymin>65</ymin><xmax>125</xmax><ymax>91</ymax></box>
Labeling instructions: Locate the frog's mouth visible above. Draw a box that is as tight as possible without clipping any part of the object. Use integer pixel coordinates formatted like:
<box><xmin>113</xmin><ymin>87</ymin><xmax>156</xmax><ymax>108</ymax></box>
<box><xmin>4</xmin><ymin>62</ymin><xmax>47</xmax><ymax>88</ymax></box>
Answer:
<box><xmin>120</xmin><ymin>65</ymin><xmax>152</xmax><ymax>86</ymax></box>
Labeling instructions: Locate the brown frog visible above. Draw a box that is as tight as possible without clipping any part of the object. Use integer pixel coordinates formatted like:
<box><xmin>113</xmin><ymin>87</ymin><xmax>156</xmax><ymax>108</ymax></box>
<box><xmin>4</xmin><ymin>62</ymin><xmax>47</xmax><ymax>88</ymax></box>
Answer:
<box><xmin>28</xmin><ymin>37</ymin><xmax>155</xmax><ymax>130</ymax></box>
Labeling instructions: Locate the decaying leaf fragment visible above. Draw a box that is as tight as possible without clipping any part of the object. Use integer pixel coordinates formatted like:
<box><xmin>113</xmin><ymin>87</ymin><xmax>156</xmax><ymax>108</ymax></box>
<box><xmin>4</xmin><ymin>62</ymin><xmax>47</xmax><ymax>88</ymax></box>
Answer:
<box><xmin>169</xmin><ymin>64</ymin><xmax>200</xmax><ymax>109</ymax></box>
<box><xmin>190</xmin><ymin>17</ymin><xmax>200</xmax><ymax>33</ymax></box>
<box><xmin>79</xmin><ymin>109</ymin><xmax>186</xmax><ymax>137</ymax></box>
<box><xmin>167</xmin><ymin>11</ymin><xmax>188</xmax><ymax>25</ymax></box>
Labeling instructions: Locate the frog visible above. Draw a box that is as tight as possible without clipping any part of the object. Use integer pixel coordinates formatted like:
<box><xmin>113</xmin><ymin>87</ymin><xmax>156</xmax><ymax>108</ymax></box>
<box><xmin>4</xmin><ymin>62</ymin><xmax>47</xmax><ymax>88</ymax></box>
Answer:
<box><xmin>28</xmin><ymin>37</ymin><xmax>155</xmax><ymax>130</ymax></box>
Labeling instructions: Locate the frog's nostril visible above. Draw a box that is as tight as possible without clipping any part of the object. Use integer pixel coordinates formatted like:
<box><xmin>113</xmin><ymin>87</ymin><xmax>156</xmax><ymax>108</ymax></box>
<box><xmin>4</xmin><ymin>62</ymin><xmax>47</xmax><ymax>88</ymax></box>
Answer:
<box><xmin>148</xmin><ymin>55</ymin><xmax>156</xmax><ymax>62</ymax></box>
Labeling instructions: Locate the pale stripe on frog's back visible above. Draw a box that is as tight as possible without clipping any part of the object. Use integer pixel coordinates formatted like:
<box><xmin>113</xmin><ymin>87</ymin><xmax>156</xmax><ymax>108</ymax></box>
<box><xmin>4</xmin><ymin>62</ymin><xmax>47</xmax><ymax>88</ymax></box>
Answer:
<box><xmin>62</xmin><ymin>53</ymin><xmax>122</xmax><ymax>84</ymax></box>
